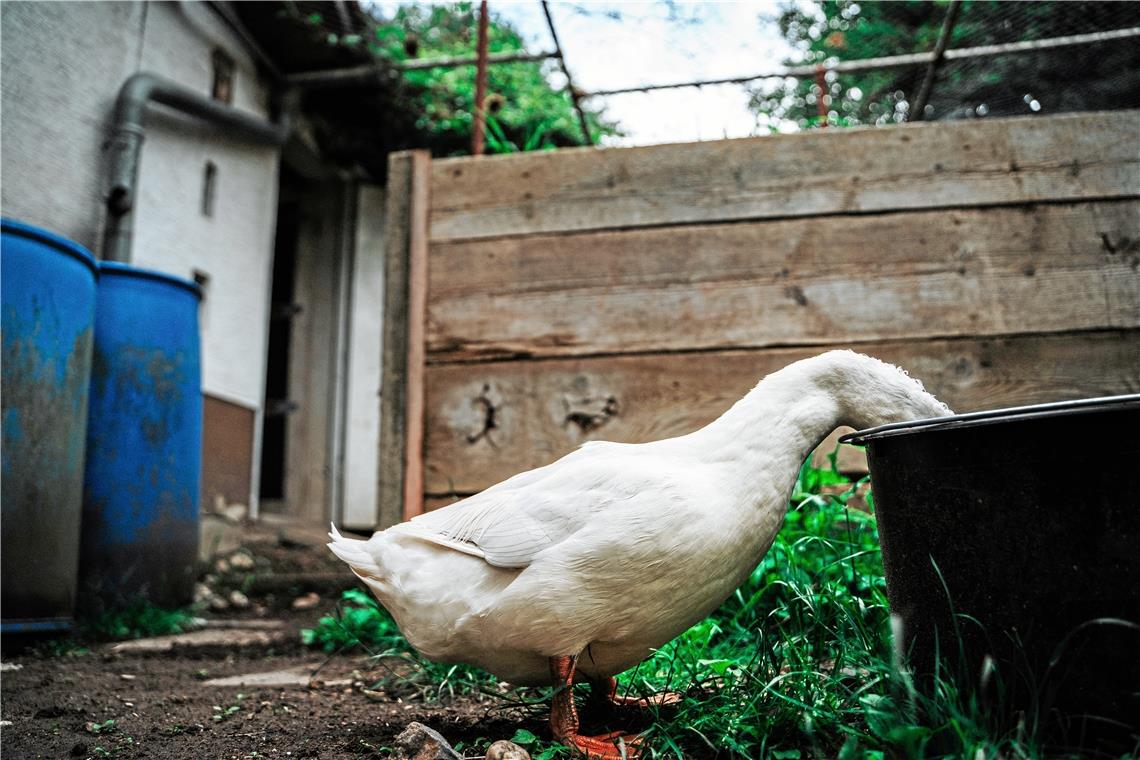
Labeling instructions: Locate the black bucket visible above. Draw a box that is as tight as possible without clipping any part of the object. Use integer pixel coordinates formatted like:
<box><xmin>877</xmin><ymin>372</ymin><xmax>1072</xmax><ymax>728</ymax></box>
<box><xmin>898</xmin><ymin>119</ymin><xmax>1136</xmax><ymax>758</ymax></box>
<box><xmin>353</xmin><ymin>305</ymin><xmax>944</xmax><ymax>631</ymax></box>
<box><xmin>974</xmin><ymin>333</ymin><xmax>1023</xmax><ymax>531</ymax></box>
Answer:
<box><xmin>843</xmin><ymin>395</ymin><xmax>1140</xmax><ymax>751</ymax></box>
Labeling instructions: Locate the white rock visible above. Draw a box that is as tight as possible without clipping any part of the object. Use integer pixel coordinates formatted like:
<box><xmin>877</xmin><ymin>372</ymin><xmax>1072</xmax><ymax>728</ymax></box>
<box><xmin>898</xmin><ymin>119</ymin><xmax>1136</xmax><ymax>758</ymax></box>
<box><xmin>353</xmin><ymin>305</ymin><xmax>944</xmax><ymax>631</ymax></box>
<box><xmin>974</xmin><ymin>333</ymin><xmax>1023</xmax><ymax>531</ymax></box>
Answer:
<box><xmin>228</xmin><ymin>552</ymin><xmax>255</xmax><ymax>570</ymax></box>
<box><xmin>228</xmin><ymin>590</ymin><xmax>250</xmax><ymax>609</ymax></box>
<box><xmin>219</xmin><ymin>503</ymin><xmax>248</xmax><ymax>523</ymax></box>
<box><xmin>291</xmin><ymin>592</ymin><xmax>321</xmax><ymax>610</ymax></box>
<box><xmin>486</xmin><ymin>740</ymin><xmax>531</xmax><ymax>760</ymax></box>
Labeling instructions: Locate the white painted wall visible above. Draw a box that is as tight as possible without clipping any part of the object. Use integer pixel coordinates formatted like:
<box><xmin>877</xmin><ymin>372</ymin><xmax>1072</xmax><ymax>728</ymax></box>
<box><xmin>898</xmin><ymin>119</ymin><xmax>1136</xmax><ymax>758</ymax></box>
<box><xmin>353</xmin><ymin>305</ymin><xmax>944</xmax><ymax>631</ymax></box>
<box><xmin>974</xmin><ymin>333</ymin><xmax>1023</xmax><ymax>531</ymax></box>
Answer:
<box><xmin>342</xmin><ymin>185</ymin><xmax>386</xmax><ymax>529</ymax></box>
<box><xmin>1</xmin><ymin>1</ymin><xmax>145</xmax><ymax>252</ymax></box>
<box><xmin>131</xmin><ymin>2</ymin><xmax>279</xmax><ymax>411</ymax></box>
<box><xmin>2</xmin><ymin>1</ymin><xmax>279</xmax><ymax>410</ymax></box>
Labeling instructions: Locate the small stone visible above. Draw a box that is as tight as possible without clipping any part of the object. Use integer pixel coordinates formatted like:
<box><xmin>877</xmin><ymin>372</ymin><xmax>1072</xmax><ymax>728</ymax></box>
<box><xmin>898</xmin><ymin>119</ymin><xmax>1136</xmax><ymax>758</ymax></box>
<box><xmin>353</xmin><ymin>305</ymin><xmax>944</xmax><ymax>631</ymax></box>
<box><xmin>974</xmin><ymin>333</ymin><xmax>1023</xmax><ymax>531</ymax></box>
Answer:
<box><xmin>218</xmin><ymin>503</ymin><xmax>248</xmax><ymax>523</ymax></box>
<box><xmin>0</xmin><ymin>720</ymin><xmax>12</xmax><ymax>728</ymax></box>
<box><xmin>486</xmin><ymin>740</ymin><xmax>530</xmax><ymax>760</ymax></box>
<box><xmin>0</xmin><ymin>662</ymin><xmax>23</xmax><ymax>672</ymax></box>
<box><xmin>119</xmin><ymin>674</ymin><xmax>136</xmax><ymax>681</ymax></box>
<box><xmin>392</xmin><ymin>721</ymin><xmax>462</xmax><ymax>760</ymax></box>
<box><xmin>193</xmin><ymin>583</ymin><xmax>213</xmax><ymax>604</ymax></box>
<box><xmin>214</xmin><ymin>558</ymin><xmax>231</xmax><ymax>574</ymax></box>
<box><xmin>291</xmin><ymin>592</ymin><xmax>321</xmax><ymax>610</ymax></box>
<box><xmin>228</xmin><ymin>590</ymin><xmax>250</xmax><ymax>609</ymax></box>
<box><xmin>209</xmin><ymin>595</ymin><xmax>230</xmax><ymax>611</ymax></box>
<box><xmin>228</xmin><ymin>552</ymin><xmax>254</xmax><ymax>570</ymax></box>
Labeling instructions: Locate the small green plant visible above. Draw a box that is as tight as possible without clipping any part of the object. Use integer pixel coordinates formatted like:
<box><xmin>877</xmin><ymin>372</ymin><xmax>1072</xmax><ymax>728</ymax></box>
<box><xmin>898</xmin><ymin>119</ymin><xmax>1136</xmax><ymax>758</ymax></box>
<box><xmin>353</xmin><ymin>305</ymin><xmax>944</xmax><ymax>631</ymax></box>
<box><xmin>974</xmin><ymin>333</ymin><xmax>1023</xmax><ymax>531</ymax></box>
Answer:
<box><xmin>211</xmin><ymin>693</ymin><xmax>246</xmax><ymax>723</ymax></box>
<box><xmin>301</xmin><ymin>588</ymin><xmax>404</xmax><ymax>652</ymax></box>
<box><xmin>85</xmin><ymin>719</ymin><xmax>116</xmax><ymax>735</ymax></box>
<box><xmin>80</xmin><ymin>599</ymin><xmax>195</xmax><ymax>641</ymax></box>
<box><xmin>29</xmin><ymin>638</ymin><xmax>91</xmax><ymax>658</ymax></box>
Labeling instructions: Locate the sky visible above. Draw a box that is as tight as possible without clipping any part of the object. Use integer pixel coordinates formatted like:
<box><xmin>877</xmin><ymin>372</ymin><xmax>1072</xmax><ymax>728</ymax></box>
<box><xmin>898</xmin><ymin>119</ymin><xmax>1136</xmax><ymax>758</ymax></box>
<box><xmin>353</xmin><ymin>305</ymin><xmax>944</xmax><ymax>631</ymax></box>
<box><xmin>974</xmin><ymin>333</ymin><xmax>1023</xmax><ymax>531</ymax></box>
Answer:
<box><xmin>374</xmin><ymin>1</ymin><xmax>806</xmax><ymax>147</ymax></box>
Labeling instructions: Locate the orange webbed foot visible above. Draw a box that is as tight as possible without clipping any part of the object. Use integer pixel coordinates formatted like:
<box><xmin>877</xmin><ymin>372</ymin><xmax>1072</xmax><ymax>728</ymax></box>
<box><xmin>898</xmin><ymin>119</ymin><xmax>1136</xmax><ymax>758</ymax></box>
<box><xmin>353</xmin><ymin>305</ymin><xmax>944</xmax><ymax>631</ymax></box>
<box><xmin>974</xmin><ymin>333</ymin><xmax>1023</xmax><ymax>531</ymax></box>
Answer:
<box><xmin>595</xmin><ymin>675</ymin><xmax>684</xmax><ymax>709</ymax></box>
<box><xmin>563</xmin><ymin>730</ymin><xmax>641</xmax><ymax>759</ymax></box>
<box><xmin>550</xmin><ymin>656</ymin><xmax>644</xmax><ymax>759</ymax></box>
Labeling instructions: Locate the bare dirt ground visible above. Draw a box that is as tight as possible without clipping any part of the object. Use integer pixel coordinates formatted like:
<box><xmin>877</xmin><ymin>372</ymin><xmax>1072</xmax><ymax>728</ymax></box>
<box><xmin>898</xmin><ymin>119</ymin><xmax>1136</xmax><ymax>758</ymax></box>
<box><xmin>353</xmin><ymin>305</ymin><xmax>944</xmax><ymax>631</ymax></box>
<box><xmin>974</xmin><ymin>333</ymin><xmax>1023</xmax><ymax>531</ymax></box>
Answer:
<box><xmin>0</xmin><ymin>533</ymin><xmax>552</xmax><ymax>760</ymax></box>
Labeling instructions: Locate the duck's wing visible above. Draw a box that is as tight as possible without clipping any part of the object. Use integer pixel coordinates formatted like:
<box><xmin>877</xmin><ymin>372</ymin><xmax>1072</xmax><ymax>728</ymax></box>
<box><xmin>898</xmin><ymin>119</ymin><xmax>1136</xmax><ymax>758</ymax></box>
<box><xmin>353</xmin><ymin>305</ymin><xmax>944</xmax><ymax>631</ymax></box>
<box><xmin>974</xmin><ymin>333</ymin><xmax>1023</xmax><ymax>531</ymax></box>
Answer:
<box><xmin>392</xmin><ymin>442</ymin><xmax>638</xmax><ymax>569</ymax></box>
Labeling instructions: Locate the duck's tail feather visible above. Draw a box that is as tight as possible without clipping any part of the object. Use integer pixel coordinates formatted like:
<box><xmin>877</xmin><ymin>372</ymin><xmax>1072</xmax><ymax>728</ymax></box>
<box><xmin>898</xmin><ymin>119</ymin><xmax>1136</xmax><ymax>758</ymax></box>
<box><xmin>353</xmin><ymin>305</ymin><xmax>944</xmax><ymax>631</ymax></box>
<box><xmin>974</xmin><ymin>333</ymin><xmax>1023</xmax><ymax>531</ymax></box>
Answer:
<box><xmin>327</xmin><ymin>524</ymin><xmax>386</xmax><ymax>585</ymax></box>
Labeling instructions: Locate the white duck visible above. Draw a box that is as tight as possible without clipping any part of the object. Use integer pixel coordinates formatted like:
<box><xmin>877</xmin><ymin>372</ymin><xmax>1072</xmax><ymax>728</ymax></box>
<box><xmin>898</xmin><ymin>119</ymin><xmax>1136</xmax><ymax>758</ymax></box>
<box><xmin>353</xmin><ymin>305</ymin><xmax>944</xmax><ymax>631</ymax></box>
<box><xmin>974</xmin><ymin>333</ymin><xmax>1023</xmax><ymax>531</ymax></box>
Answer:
<box><xmin>329</xmin><ymin>350</ymin><xmax>951</xmax><ymax>756</ymax></box>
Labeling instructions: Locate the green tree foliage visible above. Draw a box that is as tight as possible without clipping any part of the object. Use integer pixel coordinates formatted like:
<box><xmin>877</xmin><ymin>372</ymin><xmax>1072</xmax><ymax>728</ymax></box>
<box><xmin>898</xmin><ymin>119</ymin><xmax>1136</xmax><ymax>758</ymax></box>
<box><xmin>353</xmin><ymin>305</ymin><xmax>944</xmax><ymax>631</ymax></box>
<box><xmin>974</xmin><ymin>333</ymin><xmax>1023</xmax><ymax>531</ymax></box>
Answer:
<box><xmin>369</xmin><ymin>3</ymin><xmax>620</xmax><ymax>155</ymax></box>
<box><xmin>751</xmin><ymin>1</ymin><xmax>1140</xmax><ymax>128</ymax></box>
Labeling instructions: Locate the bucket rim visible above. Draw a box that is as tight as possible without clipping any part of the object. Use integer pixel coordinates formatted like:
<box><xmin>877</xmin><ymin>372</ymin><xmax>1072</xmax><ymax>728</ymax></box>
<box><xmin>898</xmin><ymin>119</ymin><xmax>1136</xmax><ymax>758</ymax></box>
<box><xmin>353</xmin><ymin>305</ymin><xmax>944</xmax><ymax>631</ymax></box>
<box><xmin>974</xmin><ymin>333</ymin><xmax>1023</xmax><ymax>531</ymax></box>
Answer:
<box><xmin>840</xmin><ymin>393</ymin><xmax>1140</xmax><ymax>446</ymax></box>
<box><xmin>98</xmin><ymin>261</ymin><xmax>202</xmax><ymax>299</ymax></box>
<box><xmin>2</xmin><ymin>217</ymin><xmax>99</xmax><ymax>278</ymax></box>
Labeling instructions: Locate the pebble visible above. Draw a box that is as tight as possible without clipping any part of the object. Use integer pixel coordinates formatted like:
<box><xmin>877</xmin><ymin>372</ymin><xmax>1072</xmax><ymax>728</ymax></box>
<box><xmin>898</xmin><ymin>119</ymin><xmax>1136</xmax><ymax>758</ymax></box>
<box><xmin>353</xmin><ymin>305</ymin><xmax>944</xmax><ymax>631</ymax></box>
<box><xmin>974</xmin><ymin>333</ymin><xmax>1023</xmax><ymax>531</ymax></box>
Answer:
<box><xmin>486</xmin><ymin>740</ymin><xmax>530</xmax><ymax>760</ymax></box>
<box><xmin>392</xmin><ymin>721</ymin><xmax>462</xmax><ymax>760</ymax></box>
<box><xmin>228</xmin><ymin>590</ymin><xmax>250</xmax><ymax>609</ymax></box>
<box><xmin>119</xmin><ymin>674</ymin><xmax>136</xmax><ymax>681</ymax></box>
<box><xmin>229</xmin><ymin>551</ymin><xmax>255</xmax><ymax>570</ymax></box>
<box><xmin>291</xmin><ymin>592</ymin><xmax>321</xmax><ymax>610</ymax></box>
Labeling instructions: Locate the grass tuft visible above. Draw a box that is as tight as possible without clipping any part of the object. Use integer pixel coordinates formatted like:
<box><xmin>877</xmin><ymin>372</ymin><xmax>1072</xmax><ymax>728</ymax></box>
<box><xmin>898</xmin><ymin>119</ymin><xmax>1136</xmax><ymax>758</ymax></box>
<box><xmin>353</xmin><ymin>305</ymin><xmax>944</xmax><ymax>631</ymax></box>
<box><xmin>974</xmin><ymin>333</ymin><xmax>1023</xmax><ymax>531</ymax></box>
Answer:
<box><xmin>79</xmin><ymin>599</ymin><xmax>196</xmax><ymax>641</ymax></box>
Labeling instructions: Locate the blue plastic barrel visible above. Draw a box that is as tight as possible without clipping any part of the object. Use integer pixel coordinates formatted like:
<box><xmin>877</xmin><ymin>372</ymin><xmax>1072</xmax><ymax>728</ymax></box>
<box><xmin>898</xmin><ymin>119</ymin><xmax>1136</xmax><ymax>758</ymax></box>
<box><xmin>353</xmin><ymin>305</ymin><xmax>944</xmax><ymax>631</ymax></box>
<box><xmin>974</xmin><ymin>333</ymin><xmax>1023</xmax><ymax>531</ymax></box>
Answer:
<box><xmin>80</xmin><ymin>262</ymin><xmax>202</xmax><ymax>609</ymax></box>
<box><xmin>2</xmin><ymin>219</ymin><xmax>98</xmax><ymax>633</ymax></box>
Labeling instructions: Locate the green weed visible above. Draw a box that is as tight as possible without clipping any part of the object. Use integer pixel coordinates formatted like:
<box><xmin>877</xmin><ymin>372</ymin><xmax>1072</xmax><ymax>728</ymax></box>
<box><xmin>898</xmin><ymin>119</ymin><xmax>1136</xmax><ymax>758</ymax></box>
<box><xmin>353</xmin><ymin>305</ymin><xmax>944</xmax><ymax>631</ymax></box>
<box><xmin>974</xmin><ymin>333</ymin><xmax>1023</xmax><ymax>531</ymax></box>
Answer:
<box><xmin>85</xmin><ymin>719</ymin><xmax>116</xmax><ymax>735</ymax></box>
<box><xmin>80</xmin><ymin>599</ymin><xmax>195</xmax><ymax>641</ymax></box>
<box><xmin>211</xmin><ymin>693</ymin><xmax>246</xmax><ymax>723</ymax></box>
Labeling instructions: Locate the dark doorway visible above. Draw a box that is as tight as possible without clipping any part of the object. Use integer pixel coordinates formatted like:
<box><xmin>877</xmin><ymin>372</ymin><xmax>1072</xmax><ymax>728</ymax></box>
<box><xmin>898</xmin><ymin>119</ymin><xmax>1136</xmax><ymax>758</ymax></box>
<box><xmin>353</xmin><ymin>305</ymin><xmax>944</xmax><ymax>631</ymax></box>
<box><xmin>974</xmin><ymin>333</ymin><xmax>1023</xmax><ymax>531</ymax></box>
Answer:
<box><xmin>259</xmin><ymin>167</ymin><xmax>302</xmax><ymax>504</ymax></box>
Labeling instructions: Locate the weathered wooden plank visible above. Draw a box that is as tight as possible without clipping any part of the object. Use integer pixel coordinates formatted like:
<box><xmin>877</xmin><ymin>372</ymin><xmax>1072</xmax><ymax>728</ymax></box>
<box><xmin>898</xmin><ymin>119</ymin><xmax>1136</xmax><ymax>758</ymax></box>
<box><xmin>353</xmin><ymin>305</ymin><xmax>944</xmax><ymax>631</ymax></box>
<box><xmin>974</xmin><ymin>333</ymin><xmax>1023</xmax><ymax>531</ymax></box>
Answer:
<box><xmin>427</xmin><ymin>200</ymin><xmax>1140</xmax><ymax>361</ymax></box>
<box><xmin>377</xmin><ymin>150</ymin><xmax>432</xmax><ymax>529</ymax></box>
<box><xmin>402</xmin><ymin>151</ymin><xmax>432</xmax><ymax>522</ymax></box>
<box><xmin>422</xmin><ymin>330</ymin><xmax>1140</xmax><ymax>496</ymax></box>
<box><xmin>429</xmin><ymin>111</ymin><xmax>1140</xmax><ymax>241</ymax></box>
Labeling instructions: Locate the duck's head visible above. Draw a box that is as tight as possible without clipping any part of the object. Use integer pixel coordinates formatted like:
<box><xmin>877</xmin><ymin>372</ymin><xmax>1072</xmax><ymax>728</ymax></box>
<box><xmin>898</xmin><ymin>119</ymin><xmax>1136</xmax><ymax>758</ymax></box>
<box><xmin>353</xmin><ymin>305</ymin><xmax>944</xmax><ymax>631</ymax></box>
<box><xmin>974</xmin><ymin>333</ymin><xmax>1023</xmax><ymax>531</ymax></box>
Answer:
<box><xmin>808</xmin><ymin>350</ymin><xmax>953</xmax><ymax>430</ymax></box>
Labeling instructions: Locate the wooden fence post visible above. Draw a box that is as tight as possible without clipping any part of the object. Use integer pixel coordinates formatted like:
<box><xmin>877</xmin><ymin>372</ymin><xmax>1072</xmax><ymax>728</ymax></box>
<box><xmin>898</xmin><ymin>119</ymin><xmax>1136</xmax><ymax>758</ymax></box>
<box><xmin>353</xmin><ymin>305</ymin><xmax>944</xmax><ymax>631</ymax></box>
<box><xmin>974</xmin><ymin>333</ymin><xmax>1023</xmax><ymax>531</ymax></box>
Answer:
<box><xmin>378</xmin><ymin>150</ymin><xmax>431</xmax><ymax>528</ymax></box>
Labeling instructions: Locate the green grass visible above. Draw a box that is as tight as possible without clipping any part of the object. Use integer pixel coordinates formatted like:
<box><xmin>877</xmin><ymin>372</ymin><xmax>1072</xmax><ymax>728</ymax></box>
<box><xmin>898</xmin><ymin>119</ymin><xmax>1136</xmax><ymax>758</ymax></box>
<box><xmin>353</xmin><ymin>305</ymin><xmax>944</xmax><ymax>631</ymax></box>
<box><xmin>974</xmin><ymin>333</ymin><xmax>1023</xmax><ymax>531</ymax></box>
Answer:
<box><xmin>79</xmin><ymin>599</ymin><xmax>196</xmax><ymax>641</ymax></box>
<box><xmin>303</xmin><ymin>451</ymin><xmax>1072</xmax><ymax>758</ymax></box>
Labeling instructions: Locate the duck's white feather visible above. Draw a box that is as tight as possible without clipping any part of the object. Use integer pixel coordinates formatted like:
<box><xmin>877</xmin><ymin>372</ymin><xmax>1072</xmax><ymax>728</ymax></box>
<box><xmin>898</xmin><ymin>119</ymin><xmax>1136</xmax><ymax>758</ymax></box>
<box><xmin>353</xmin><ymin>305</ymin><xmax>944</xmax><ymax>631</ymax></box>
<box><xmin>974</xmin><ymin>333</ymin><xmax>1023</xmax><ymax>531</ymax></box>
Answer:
<box><xmin>400</xmin><ymin>441</ymin><xmax>642</xmax><ymax>568</ymax></box>
<box><xmin>329</xmin><ymin>350</ymin><xmax>952</xmax><ymax>686</ymax></box>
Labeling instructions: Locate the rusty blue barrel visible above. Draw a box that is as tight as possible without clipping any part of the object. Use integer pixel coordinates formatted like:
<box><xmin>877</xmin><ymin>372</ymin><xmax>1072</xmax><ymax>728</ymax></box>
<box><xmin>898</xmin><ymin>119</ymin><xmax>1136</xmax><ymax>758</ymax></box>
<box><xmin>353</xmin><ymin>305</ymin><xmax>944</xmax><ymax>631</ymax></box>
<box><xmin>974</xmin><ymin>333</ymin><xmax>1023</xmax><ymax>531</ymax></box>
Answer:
<box><xmin>2</xmin><ymin>219</ymin><xmax>98</xmax><ymax>633</ymax></box>
<box><xmin>79</xmin><ymin>262</ymin><xmax>202</xmax><ymax>609</ymax></box>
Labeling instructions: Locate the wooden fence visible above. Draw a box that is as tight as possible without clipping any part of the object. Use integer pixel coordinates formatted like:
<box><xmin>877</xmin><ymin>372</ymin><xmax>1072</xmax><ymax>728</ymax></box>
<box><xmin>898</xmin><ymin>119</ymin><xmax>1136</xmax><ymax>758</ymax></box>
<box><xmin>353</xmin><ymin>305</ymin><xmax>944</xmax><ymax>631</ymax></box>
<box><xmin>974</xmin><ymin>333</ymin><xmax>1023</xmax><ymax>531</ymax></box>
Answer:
<box><xmin>379</xmin><ymin>110</ymin><xmax>1140</xmax><ymax>525</ymax></box>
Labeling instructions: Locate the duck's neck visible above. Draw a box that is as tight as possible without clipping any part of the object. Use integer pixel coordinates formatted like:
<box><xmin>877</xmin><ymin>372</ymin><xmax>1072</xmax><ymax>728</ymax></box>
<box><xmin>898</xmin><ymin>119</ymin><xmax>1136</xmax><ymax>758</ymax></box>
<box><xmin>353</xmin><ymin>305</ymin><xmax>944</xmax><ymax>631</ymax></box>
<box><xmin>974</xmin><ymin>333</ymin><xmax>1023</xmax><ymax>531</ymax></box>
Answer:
<box><xmin>692</xmin><ymin>366</ymin><xmax>843</xmax><ymax>494</ymax></box>
<box><xmin>687</xmin><ymin>351</ymin><xmax>949</xmax><ymax>500</ymax></box>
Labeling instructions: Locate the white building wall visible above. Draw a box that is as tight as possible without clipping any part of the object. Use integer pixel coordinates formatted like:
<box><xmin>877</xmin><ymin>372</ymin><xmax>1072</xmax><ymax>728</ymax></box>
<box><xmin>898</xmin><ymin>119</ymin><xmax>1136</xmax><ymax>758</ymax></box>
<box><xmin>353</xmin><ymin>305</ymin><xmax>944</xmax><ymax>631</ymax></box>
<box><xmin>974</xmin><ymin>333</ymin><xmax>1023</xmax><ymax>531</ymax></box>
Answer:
<box><xmin>130</xmin><ymin>2</ymin><xmax>279</xmax><ymax>411</ymax></box>
<box><xmin>2</xmin><ymin>1</ymin><xmax>278</xmax><ymax>412</ymax></box>
<box><xmin>1</xmin><ymin>1</ymin><xmax>145</xmax><ymax>252</ymax></box>
<box><xmin>342</xmin><ymin>185</ymin><xmax>386</xmax><ymax>529</ymax></box>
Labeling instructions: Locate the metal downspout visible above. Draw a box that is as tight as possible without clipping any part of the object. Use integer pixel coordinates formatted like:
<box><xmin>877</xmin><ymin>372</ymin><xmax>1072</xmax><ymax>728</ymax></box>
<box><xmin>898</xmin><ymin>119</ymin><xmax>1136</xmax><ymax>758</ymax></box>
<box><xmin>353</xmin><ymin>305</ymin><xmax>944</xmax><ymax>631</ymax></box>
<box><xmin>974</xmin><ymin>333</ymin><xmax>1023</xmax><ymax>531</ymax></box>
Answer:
<box><xmin>102</xmin><ymin>72</ymin><xmax>292</xmax><ymax>263</ymax></box>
